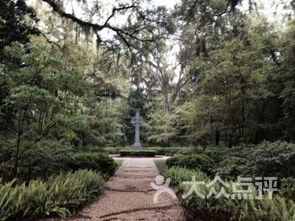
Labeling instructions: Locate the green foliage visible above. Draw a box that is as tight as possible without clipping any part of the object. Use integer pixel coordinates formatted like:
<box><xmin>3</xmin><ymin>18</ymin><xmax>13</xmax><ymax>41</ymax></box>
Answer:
<box><xmin>0</xmin><ymin>140</ymin><xmax>117</xmax><ymax>181</ymax></box>
<box><xmin>180</xmin><ymin>183</ymin><xmax>236</xmax><ymax>220</ymax></box>
<box><xmin>182</xmin><ymin>184</ymin><xmax>295</xmax><ymax>221</ymax></box>
<box><xmin>103</xmin><ymin>146</ymin><xmax>195</xmax><ymax>156</ymax></box>
<box><xmin>166</xmin><ymin>154</ymin><xmax>214</xmax><ymax>174</ymax></box>
<box><xmin>280</xmin><ymin>19</ymin><xmax>295</xmax><ymax>141</ymax></box>
<box><xmin>202</xmin><ymin>148</ymin><xmax>228</xmax><ymax>163</ymax></box>
<box><xmin>150</xmin><ymin>147</ymin><xmax>194</xmax><ymax>156</ymax></box>
<box><xmin>145</xmin><ymin>108</ymin><xmax>177</xmax><ymax>146</ymax></box>
<box><xmin>233</xmin><ymin>196</ymin><xmax>295</xmax><ymax>221</ymax></box>
<box><xmin>0</xmin><ymin>139</ymin><xmax>72</xmax><ymax>180</ymax></box>
<box><xmin>215</xmin><ymin>141</ymin><xmax>295</xmax><ymax>178</ymax></box>
<box><xmin>0</xmin><ymin>37</ymin><xmax>128</xmax><ymax>179</ymax></box>
<box><xmin>166</xmin><ymin>167</ymin><xmax>295</xmax><ymax>221</ymax></box>
<box><xmin>119</xmin><ymin>150</ymin><xmax>156</xmax><ymax>157</ymax></box>
<box><xmin>102</xmin><ymin>146</ymin><xmax>132</xmax><ymax>154</ymax></box>
<box><xmin>175</xmin><ymin>17</ymin><xmax>289</xmax><ymax>147</ymax></box>
<box><xmin>0</xmin><ymin>0</ymin><xmax>39</xmax><ymax>56</ymax></box>
<box><xmin>280</xmin><ymin>177</ymin><xmax>295</xmax><ymax>201</ymax></box>
<box><xmin>67</xmin><ymin>152</ymin><xmax>117</xmax><ymax>176</ymax></box>
<box><xmin>0</xmin><ymin>170</ymin><xmax>104</xmax><ymax>220</ymax></box>
<box><xmin>89</xmin><ymin>99</ymin><xmax>124</xmax><ymax>146</ymax></box>
<box><xmin>165</xmin><ymin>167</ymin><xmax>208</xmax><ymax>186</ymax></box>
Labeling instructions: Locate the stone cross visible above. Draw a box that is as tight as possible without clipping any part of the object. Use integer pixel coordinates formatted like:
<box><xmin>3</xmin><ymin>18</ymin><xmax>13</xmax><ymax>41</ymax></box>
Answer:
<box><xmin>131</xmin><ymin>110</ymin><xmax>144</xmax><ymax>150</ymax></box>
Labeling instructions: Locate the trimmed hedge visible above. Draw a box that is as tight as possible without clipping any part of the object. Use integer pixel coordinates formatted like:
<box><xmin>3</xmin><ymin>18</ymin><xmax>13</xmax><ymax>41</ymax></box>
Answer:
<box><xmin>103</xmin><ymin>147</ymin><xmax>194</xmax><ymax>156</ymax></box>
<box><xmin>103</xmin><ymin>146</ymin><xmax>132</xmax><ymax>154</ymax></box>
<box><xmin>151</xmin><ymin>147</ymin><xmax>194</xmax><ymax>156</ymax></box>
<box><xmin>119</xmin><ymin>150</ymin><xmax>156</xmax><ymax>157</ymax></box>
<box><xmin>0</xmin><ymin>170</ymin><xmax>104</xmax><ymax>220</ymax></box>
<box><xmin>166</xmin><ymin>154</ymin><xmax>214</xmax><ymax>174</ymax></box>
<box><xmin>67</xmin><ymin>152</ymin><xmax>117</xmax><ymax>176</ymax></box>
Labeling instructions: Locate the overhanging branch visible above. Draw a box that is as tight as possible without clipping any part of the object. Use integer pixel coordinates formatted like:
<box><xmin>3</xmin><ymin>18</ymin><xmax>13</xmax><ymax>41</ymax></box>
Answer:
<box><xmin>40</xmin><ymin>0</ymin><xmax>156</xmax><ymax>49</ymax></box>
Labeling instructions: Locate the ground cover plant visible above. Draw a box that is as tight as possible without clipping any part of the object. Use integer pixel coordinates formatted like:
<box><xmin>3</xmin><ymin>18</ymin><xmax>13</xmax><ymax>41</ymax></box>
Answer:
<box><xmin>165</xmin><ymin>167</ymin><xmax>295</xmax><ymax>221</ymax></box>
<box><xmin>166</xmin><ymin>154</ymin><xmax>214</xmax><ymax>175</ymax></box>
<box><xmin>0</xmin><ymin>170</ymin><xmax>104</xmax><ymax>220</ymax></box>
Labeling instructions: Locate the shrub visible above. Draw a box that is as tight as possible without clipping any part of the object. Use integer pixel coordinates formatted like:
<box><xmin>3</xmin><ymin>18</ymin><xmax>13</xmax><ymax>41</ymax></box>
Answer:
<box><xmin>180</xmin><ymin>183</ymin><xmax>236</xmax><ymax>220</ymax></box>
<box><xmin>0</xmin><ymin>147</ymin><xmax>117</xmax><ymax>181</ymax></box>
<box><xmin>182</xmin><ymin>185</ymin><xmax>295</xmax><ymax>221</ymax></box>
<box><xmin>166</xmin><ymin>154</ymin><xmax>214</xmax><ymax>174</ymax></box>
<box><xmin>0</xmin><ymin>170</ymin><xmax>104</xmax><ymax>220</ymax></box>
<box><xmin>202</xmin><ymin>148</ymin><xmax>228</xmax><ymax>163</ymax></box>
<box><xmin>168</xmin><ymin>167</ymin><xmax>295</xmax><ymax>221</ymax></box>
<box><xmin>0</xmin><ymin>139</ymin><xmax>73</xmax><ymax>181</ymax></box>
<box><xmin>103</xmin><ymin>146</ymin><xmax>132</xmax><ymax>154</ymax></box>
<box><xmin>165</xmin><ymin>167</ymin><xmax>208</xmax><ymax>186</ymax></box>
<box><xmin>150</xmin><ymin>147</ymin><xmax>194</xmax><ymax>156</ymax></box>
<box><xmin>67</xmin><ymin>152</ymin><xmax>117</xmax><ymax>176</ymax></box>
<box><xmin>215</xmin><ymin>141</ymin><xmax>295</xmax><ymax>178</ymax></box>
<box><xmin>119</xmin><ymin>150</ymin><xmax>156</xmax><ymax>157</ymax></box>
<box><xmin>280</xmin><ymin>177</ymin><xmax>295</xmax><ymax>201</ymax></box>
<box><xmin>234</xmin><ymin>195</ymin><xmax>295</xmax><ymax>221</ymax></box>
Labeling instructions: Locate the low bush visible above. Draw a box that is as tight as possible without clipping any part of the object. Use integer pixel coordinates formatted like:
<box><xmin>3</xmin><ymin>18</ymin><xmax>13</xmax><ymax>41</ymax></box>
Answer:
<box><xmin>0</xmin><ymin>170</ymin><xmax>104</xmax><ymax>220</ymax></box>
<box><xmin>202</xmin><ymin>148</ymin><xmax>228</xmax><ymax>163</ymax></box>
<box><xmin>183</xmin><ymin>186</ymin><xmax>295</xmax><ymax>221</ymax></box>
<box><xmin>103</xmin><ymin>146</ymin><xmax>196</xmax><ymax>156</ymax></box>
<box><xmin>166</xmin><ymin>167</ymin><xmax>295</xmax><ymax>221</ymax></box>
<box><xmin>67</xmin><ymin>152</ymin><xmax>117</xmax><ymax>176</ymax></box>
<box><xmin>234</xmin><ymin>195</ymin><xmax>295</xmax><ymax>221</ymax></box>
<box><xmin>215</xmin><ymin>141</ymin><xmax>295</xmax><ymax>178</ymax></box>
<box><xmin>0</xmin><ymin>140</ymin><xmax>73</xmax><ymax>181</ymax></box>
<box><xmin>119</xmin><ymin>150</ymin><xmax>156</xmax><ymax>157</ymax></box>
<box><xmin>165</xmin><ymin>167</ymin><xmax>208</xmax><ymax>186</ymax></box>
<box><xmin>103</xmin><ymin>146</ymin><xmax>132</xmax><ymax>154</ymax></box>
<box><xmin>180</xmin><ymin>182</ymin><xmax>236</xmax><ymax>220</ymax></box>
<box><xmin>280</xmin><ymin>177</ymin><xmax>295</xmax><ymax>201</ymax></box>
<box><xmin>150</xmin><ymin>147</ymin><xmax>194</xmax><ymax>156</ymax></box>
<box><xmin>166</xmin><ymin>154</ymin><xmax>214</xmax><ymax>174</ymax></box>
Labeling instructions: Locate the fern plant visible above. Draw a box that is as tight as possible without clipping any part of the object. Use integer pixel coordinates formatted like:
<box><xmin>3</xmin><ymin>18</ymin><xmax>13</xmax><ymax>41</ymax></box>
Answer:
<box><xmin>0</xmin><ymin>170</ymin><xmax>104</xmax><ymax>220</ymax></box>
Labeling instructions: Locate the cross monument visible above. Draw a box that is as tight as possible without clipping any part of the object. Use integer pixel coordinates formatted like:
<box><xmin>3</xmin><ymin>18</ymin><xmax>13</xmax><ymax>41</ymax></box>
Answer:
<box><xmin>131</xmin><ymin>110</ymin><xmax>144</xmax><ymax>150</ymax></box>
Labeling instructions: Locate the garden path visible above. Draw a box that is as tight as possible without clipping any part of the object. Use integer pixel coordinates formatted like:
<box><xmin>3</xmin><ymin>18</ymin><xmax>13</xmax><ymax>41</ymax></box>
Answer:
<box><xmin>50</xmin><ymin>158</ymin><xmax>185</xmax><ymax>221</ymax></box>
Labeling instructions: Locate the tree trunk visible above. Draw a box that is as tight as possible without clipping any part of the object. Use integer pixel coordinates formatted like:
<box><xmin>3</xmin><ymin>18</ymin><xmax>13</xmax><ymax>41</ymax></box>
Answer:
<box><xmin>215</xmin><ymin>130</ymin><xmax>220</xmax><ymax>146</ymax></box>
<box><xmin>14</xmin><ymin>111</ymin><xmax>23</xmax><ymax>177</ymax></box>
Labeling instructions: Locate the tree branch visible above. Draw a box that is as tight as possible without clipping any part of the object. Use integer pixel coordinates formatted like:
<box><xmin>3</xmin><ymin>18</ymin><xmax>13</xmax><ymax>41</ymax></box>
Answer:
<box><xmin>40</xmin><ymin>0</ymin><xmax>155</xmax><ymax>49</ymax></box>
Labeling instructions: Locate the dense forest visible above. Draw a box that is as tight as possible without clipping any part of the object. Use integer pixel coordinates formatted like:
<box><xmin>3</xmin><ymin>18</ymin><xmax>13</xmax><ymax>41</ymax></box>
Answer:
<box><xmin>0</xmin><ymin>0</ymin><xmax>295</xmax><ymax>220</ymax></box>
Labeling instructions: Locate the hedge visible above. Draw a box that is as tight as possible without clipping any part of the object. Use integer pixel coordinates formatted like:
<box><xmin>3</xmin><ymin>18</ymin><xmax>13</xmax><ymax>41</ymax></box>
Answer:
<box><xmin>67</xmin><ymin>152</ymin><xmax>117</xmax><ymax>176</ymax></box>
<box><xmin>166</xmin><ymin>154</ymin><xmax>214</xmax><ymax>174</ymax></box>
<box><xmin>119</xmin><ymin>150</ymin><xmax>156</xmax><ymax>157</ymax></box>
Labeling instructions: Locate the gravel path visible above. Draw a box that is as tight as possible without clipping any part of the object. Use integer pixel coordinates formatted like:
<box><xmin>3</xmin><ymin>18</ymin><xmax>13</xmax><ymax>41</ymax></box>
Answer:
<box><xmin>46</xmin><ymin>158</ymin><xmax>185</xmax><ymax>221</ymax></box>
